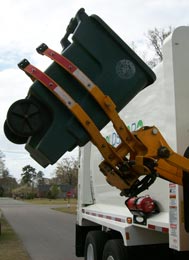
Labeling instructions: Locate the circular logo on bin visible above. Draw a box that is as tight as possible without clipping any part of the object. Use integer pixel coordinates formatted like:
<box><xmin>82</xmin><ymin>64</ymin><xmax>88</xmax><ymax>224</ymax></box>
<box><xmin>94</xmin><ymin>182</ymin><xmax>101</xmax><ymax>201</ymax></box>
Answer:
<box><xmin>116</xmin><ymin>59</ymin><xmax>136</xmax><ymax>79</ymax></box>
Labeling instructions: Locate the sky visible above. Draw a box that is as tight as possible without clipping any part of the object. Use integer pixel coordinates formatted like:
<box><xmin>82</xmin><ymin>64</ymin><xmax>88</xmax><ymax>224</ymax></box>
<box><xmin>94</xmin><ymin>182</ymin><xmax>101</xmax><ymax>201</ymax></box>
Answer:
<box><xmin>1</xmin><ymin>0</ymin><xmax>189</xmax><ymax>181</ymax></box>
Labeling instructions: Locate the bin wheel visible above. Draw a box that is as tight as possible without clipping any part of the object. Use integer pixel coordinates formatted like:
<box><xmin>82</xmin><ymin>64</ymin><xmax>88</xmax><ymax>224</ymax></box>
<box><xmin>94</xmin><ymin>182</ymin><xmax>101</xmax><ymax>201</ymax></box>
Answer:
<box><xmin>102</xmin><ymin>239</ymin><xmax>128</xmax><ymax>260</ymax></box>
<box><xmin>6</xmin><ymin>99</ymin><xmax>42</xmax><ymax>137</ymax></box>
<box><xmin>84</xmin><ymin>230</ymin><xmax>109</xmax><ymax>260</ymax></box>
<box><xmin>4</xmin><ymin>120</ymin><xmax>28</xmax><ymax>144</ymax></box>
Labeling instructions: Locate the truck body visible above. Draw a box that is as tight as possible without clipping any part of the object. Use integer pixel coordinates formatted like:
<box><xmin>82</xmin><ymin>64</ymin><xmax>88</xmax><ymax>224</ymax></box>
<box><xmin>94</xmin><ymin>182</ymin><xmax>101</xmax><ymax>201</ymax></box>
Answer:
<box><xmin>76</xmin><ymin>26</ymin><xmax>189</xmax><ymax>258</ymax></box>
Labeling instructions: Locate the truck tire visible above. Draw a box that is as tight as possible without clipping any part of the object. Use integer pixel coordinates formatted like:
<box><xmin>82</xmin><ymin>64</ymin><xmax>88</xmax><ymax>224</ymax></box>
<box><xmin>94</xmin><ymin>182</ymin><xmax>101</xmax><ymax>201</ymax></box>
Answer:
<box><xmin>84</xmin><ymin>230</ymin><xmax>109</xmax><ymax>260</ymax></box>
<box><xmin>102</xmin><ymin>239</ymin><xmax>127</xmax><ymax>260</ymax></box>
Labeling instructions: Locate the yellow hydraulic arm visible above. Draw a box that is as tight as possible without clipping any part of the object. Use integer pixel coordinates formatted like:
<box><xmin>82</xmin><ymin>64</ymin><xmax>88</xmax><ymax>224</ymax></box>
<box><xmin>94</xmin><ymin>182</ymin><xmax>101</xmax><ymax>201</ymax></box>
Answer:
<box><xmin>18</xmin><ymin>44</ymin><xmax>189</xmax><ymax>199</ymax></box>
<box><xmin>17</xmin><ymin>44</ymin><xmax>189</xmax><ymax>231</ymax></box>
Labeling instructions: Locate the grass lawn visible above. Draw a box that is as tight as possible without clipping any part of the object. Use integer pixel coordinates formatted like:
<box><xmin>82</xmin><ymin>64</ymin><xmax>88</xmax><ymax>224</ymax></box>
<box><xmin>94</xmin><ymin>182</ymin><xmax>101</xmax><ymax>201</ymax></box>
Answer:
<box><xmin>22</xmin><ymin>198</ymin><xmax>77</xmax><ymax>214</ymax></box>
<box><xmin>52</xmin><ymin>204</ymin><xmax>77</xmax><ymax>214</ymax></box>
<box><xmin>0</xmin><ymin>213</ymin><xmax>30</xmax><ymax>260</ymax></box>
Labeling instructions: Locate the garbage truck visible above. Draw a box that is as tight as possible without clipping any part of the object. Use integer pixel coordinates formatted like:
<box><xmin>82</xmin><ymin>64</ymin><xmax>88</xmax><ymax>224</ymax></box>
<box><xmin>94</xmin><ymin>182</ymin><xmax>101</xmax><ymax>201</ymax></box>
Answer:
<box><xmin>3</xmin><ymin>8</ymin><xmax>189</xmax><ymax>259</ymax></box>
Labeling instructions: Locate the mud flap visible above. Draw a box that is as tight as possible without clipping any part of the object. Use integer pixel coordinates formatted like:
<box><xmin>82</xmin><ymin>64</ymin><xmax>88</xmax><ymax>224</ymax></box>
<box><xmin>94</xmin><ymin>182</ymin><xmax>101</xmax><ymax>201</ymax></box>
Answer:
<box><xmin>183</xmin><ymin>146</ymin><xmax>189</xmax><ymax>232</ymax></box>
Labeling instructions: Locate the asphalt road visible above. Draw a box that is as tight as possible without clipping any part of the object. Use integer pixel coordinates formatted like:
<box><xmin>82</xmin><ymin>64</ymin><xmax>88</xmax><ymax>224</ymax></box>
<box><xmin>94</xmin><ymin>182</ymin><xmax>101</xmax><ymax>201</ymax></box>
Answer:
<box><xmin>0</xmin><ymin>198</ymin><xmax>83</xmax><ymax>260</ymax></box>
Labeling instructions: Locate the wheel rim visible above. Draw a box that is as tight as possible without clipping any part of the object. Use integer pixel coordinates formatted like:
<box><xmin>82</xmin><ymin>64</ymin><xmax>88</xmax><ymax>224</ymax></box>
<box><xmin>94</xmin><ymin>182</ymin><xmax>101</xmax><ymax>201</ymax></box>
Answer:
<box><xmin>7</xmin><ymin>99</ymin><xmax>42</xmax><ymax>137</ymax></box>
<box><xmin>87</xmin><ymin>243</ymin><xmax>94</xmax><ymax>260</ymax></box>
<box><xmin>107</xmin><ymin>255</ymin><xmax>114</xmax><ymax>260</ymax></box>
<box><xmin>107</xmin><ymin>256</ymin><xmax>114</xmax><ymax>260</ymax></box>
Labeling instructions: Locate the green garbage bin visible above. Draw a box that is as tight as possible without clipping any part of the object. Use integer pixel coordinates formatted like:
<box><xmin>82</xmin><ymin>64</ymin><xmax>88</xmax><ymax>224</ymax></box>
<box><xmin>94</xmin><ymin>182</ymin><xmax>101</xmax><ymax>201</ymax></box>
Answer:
<box><xmin>5</xmin><ymin>8</ymin><xmax>156</xmax><ymax>167</ymax></box>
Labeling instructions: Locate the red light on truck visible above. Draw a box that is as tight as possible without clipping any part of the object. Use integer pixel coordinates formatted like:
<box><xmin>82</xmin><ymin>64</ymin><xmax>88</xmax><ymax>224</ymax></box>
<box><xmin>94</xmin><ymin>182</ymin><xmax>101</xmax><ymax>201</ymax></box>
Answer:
<box><xmin>126</xmin><ymin>217</ymin><xmax>132</xmax><ymax>224</ymax></box>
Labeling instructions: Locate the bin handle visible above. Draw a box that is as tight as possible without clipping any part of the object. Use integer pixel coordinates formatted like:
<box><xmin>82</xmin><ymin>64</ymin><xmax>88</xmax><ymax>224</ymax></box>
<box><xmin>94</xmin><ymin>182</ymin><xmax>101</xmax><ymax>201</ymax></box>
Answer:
<box><xmin>60</xmin><ymin>8</ymin><xmax>86</xmax><ymax>50</ymax></box>
<box><xmin>60</xmin><ymin>18</ymin><xmax>78</xmax><ymax>49</ymax></box>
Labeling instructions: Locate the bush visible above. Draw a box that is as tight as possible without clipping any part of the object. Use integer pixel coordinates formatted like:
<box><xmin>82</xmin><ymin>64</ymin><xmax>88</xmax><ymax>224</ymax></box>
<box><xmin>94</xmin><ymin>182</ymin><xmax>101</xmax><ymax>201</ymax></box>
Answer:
<box><xmin>25</xmin><ymin>192</ymin><xmax>35</xmax><ymax>199</ymax></box>
<box><xmin>12</xmin><ymin>185</ymin><xmax>36</xmax><ymax>199</ymax></box>
<box><xmin>47</xmin><ymin>185</ymin><xmax>59</xmax><ymax>199</ymax></box>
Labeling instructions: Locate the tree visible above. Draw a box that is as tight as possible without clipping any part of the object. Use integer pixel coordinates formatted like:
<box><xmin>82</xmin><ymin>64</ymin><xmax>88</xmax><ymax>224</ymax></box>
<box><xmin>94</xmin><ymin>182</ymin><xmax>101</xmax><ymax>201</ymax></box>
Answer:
<box><xmin>21</xmin><ymin>165</ymin><xmax>36</xmax><ymax>186</ymax></box>
<box><xmin>0</xmin><ymin>173</ymin><xmax>18</xmax><ymax>196</ymax></box>
<box><xmin>0</xmin><ymin>186</ymin><xmax>4</xmax><ymax>197</ymax></box>
<box><xmin>0</xmin><ymin>150</ymin><xmax>5</xmax><ymax>176</ymax></box>
<box><xmin>55</xmin><ymin>157</ymin><xmax>78</xmax><ymax>187</ymax></box>
<box><xmin>132</xmin><ymin>27</ymin><xmax>173</xmax><ymax>68</ymax></box>
<box><xmin>0</xmin><ymin>151</ymin><xmax>18</xmax><ymax>196</ymax></box>
<box><xmin>145</xmin><ymin>26</ymin><xmax>173</xmax><ymax>67</ymax></box>
<box><xmin>0</xmin><ymin>150</ymin><xmax>4</xmax><ymax>160</ymax></box>
<box><xmin>35</xmin><ymin>170</ymin><xmax>45</xmax><ymax>185</ymax></box>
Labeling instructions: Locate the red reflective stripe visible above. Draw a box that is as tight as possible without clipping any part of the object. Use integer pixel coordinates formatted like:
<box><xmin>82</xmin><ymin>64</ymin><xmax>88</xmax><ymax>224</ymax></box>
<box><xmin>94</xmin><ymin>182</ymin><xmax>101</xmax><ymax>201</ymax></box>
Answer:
<box><xmin>148</xmin><ymin>224</ymin><xmax>169</xmax><ymax>233</ymax></box>
<box><xmin>43</xmin><ymin>48</ymin><xmax>77</xmax><ymax>73</ymax></box>
<box><xmin>83</xmin><ymin>209</ymin><xmax>126</xmax><ymax>223</ymax></box>
<box><xmin>41</xmin><ymin>46</ymin><xmax>95</xmax><ymax>90</ymax></box>
<box><xmin>22</xmin><ymin>63</ymin><xmax>75</xmax><ymax>108</ymax></box>
<box><xmin>148</xmin><ymin>224</ymin><xmax>155</xmax><ymax>230</ymax></box>
<box><xmin>162</xmin><ymin>227</ymin><xmax>169</xmax><ymax>233</ymax></box>
<box><xmin>24</xmin><ymin>64</ymin><xmax>58</xmax><ymax>91</ymax></box>
<box><xmin>115</xmin><ymin>217</ymin><xmax>122</xmax><ymax>222</ymax></box>
<box><xmin>83</xmin><ymin>209</ymin><xmax>168</xmax><ymax>232</ymax></box>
